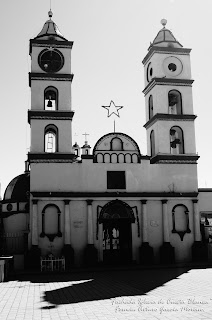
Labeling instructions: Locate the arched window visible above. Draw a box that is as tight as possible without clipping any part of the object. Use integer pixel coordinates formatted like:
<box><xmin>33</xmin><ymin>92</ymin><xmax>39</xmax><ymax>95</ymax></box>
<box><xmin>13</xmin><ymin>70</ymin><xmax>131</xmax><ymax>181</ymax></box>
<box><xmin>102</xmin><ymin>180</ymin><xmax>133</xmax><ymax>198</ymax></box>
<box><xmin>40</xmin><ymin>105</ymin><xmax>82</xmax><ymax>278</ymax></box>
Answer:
<box><xmin>149</xmin><ymin>95</ymin><xmax>153</xmax><ymax>119</ymax></box>
<box><xmin>150</xmin><ymin>130</ymin><xmax>155</xmax><ymax>157</ymax></box>
<box><xmin>44</xmin><ymin>87</ymin><xmax>58</xmax><ymax>110</ymax></box>
<box><xmin>168</xmin><ymin>90</ymin><xmax>182</xmax><ymax>115</ymax></box>
<box><xmin>44</xmin><ymin>124</ymin><xmax>58</xmax><ymax>153</ymax></box>
<box><xmin>170</xmin><ymin>126</ymin><xmax>184</xmax><ymax>154</ymax></box>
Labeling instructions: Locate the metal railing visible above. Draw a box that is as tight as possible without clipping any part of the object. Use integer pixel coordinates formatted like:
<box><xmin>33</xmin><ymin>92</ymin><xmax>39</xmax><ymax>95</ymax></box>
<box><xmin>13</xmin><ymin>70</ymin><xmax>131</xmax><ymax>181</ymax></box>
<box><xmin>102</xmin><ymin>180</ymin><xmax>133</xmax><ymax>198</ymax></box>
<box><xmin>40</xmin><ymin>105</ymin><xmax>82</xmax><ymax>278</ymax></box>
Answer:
<box><xmin>40</xmin><ymin>255</ymin><xmax>65</xmax><ymax>272</ymax></box>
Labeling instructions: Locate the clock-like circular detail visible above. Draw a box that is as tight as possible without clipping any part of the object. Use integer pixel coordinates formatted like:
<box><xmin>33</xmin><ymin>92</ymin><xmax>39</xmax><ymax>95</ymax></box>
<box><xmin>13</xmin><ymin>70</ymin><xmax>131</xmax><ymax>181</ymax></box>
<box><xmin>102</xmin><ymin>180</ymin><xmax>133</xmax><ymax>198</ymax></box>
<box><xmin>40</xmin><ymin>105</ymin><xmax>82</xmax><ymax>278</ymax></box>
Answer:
<box><xmin>38</xmin><ymin>49</ymin><xmax>64</xmax><ymax>73</ymax></box>
<box><xmin>147</xmin><ymin>62</ymin><xmax>153</xmax><ymax>82</ymax></box>
<box><xmin>163</xmin><ymin>56</ymin><xmax>183</xmax><ymax>77</ymax></box>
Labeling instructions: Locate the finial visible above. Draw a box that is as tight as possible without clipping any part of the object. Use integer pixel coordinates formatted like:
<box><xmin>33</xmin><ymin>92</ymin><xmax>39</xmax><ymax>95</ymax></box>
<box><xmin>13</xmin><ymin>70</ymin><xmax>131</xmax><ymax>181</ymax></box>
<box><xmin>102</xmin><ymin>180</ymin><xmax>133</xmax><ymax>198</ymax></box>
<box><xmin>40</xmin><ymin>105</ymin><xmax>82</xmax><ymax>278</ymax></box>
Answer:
<box><xmin>82</xmin><ymin>132</ymin><xmax>89</xmax><ymax>144</ymax></box>
<box><xmin>161</xmin><ymin>19</ymin><xmax>167</xmax><ymax>28</ymax></box>
<box><xmin>48</xmin><ymin>9</ymin><xmax>53</xmax><ymax>19</ymax></box>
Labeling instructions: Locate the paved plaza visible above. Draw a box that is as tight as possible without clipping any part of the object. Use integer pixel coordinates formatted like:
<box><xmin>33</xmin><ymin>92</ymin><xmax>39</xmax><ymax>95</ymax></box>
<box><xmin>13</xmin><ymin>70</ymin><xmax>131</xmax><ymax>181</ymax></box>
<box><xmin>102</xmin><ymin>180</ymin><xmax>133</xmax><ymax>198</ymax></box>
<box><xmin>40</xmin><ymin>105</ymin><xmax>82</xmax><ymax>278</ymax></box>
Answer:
<box><xmin>0</xmin><ymin>266</ymin><xmax>212</xmax><ymax>320</ymax></box>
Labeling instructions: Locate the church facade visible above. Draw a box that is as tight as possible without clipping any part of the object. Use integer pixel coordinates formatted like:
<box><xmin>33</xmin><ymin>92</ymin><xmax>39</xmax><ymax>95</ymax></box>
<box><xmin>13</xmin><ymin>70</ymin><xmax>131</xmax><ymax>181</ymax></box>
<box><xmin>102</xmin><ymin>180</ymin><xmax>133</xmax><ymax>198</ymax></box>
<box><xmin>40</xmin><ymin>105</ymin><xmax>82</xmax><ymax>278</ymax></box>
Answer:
<box><xmin>1</xmin><ymin>14</ymin><xmax>211</xmax><ymax>270</ymax></box>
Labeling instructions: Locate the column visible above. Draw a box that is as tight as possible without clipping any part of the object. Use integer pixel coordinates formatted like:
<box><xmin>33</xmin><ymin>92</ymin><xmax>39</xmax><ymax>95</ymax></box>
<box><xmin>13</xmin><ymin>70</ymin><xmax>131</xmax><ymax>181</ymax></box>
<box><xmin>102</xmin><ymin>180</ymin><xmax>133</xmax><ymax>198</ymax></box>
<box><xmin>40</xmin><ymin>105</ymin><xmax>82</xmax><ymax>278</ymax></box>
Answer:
<box><xmin>85</xmin><ymin>199</ymin><xmax>98</xmax><ymax>266</ymax></box>
<box><xmin>141</xmin><ymin>200</ymin><xmax>148</xmax><ymax>242</ymax></box>
<box><xmin>98</xmin><ymin>223</ymin><xmax>103</xmax><ymax>262</ymax></box>
<box><xmin>139</xmin><ymin>200</ymin><xmax>153</xmax><ymax>264</ymax></box>
<box><xmin>32</xmin><ymin>200</ymin><xmax>38</xmax><ymax>245</ymax></box>
<box><xmin>87</xmin><ymin>200</ymin><xmax>94</xmax><ymax>244</ymax></box>
<box><xmin>64</xmin><ymin>200</ymin><xmax>71</xmax><ymax>245</ymax></box>
<box><xmin>193</xmin><ymin>200</ymin><xmax>201</xmax><ymax>241</ymax></box>
<box><xmin>63</xmin><ymin>200</ymin><xmax>74</xmax><ymax>268</ymax></box>
<box><xmin>28</xmin><ymin>199</ymin><xmax>40</xmax><ymax>269</ymax></box>
<box><xmin>192</xmin><ymin>199</ymin><xmax>207</xmax><ymax>262</ymax></box>
<box><xmin>162</xmin><ymin>200</ymin><xmax>170</xmax><ymax>242</ymax></box>
<box><xmin>160</xmin><ymin>200</ymin><xmax>174</xmax><ymax>263</ymax></box>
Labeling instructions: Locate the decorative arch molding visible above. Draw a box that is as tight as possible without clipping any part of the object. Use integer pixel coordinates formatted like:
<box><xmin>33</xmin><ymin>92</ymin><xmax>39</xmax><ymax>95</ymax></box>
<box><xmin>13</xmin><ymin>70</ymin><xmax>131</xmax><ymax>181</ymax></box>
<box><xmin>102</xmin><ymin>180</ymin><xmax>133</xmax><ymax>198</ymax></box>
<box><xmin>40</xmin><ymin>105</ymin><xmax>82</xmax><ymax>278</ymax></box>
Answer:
<box><xmin>96</xmin><ymin>199</ymin><xmax>140</xmax><ymax>239</ymax></box>
<box><xmin>95</xmin><ymin>152</ymin><xmax>140</xmax><ymax>164</ymax></box>
<box><xmin>40</xmin><ymin>204</ymin><xmax>62</xmax><ymax>242</ymax></box>
<box><xmin>172</xmin><ymin>204</ymin><xmax>191</xmax><ymax>241</ymax></box>
<box><xmin>99</xmin><ymin>199</ymin><xmax>135</xmax><ymax>223</ymax></box>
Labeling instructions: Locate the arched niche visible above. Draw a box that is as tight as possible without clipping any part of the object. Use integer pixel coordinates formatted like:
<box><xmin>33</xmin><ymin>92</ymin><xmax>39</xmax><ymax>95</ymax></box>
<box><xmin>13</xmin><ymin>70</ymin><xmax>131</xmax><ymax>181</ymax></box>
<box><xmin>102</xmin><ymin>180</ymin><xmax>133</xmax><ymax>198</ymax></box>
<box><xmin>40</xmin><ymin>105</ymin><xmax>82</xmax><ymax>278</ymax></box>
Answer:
<box><xmin>172</xmin><ymin>204</ymin><xmax>191</xmax><ymax>241</ymax></box>
<box><xmin>40</xmin><ymin>204</ymin><xmax>62</xmax><ymax>242</ymax></box>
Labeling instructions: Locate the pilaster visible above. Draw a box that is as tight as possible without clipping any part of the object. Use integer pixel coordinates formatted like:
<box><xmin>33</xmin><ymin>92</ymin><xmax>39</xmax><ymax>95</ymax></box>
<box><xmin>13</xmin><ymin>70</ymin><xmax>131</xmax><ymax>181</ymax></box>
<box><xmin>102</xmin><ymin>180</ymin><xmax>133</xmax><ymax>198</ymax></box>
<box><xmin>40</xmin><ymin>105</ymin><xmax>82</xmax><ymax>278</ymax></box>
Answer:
<box><xmin>160</xmin><ymin>200</ymin><xmax>175</xmax><ymax>264</ymax></box>
<box><xmin>139</xmin><ymin>200</ymin><xmax>153</xmax><ymax>264</ymax></box>
<box><xmin>192</xmin><ymin>199</ymin><xmax>208</xmax><ymax>262</ymax></box>
<box><xmin>84</xmin><ymin>200</ymin><xmax>98</xmax><ymax>266</ymax></box>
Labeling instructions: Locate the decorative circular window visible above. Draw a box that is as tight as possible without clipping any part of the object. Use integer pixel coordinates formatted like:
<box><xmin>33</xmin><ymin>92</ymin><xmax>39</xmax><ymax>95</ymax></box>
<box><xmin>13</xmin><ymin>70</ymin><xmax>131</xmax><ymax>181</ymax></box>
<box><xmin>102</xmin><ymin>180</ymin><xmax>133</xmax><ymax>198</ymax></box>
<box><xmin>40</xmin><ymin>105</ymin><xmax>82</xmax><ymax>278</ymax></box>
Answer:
<box><xmin>38</xmin><ymin>49</ymin><xmax>64</xmax><ymax>73</ymax></box>
<box><xmin>163</xmin><ymin>56</ymin><xmax>183</xmax><ymax>77</ymax></box>
<box><xmin>168</xmin><ymin>63</ymin><xmax>177</xmax><ymax>72</ymax></box>
<box><xmin>147</xmin><ymin>62</ymin><xmax>153</xmax><ymax>82</ymax></box>
<box><xmin>7</xmin><ymin>203</ymin><xmax>13</xmax><ymax>212</ymax></box>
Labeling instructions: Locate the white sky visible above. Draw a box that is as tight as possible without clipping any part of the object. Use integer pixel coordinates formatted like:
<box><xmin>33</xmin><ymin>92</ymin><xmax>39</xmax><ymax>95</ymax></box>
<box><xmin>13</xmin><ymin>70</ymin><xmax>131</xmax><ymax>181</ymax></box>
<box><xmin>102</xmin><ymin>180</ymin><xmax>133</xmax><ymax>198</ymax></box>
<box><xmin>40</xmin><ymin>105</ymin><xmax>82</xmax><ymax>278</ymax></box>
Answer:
<box><xmin>0</xmin><ymin>0</ymin><xmax>212</xmax><ymax>196</ymax></box>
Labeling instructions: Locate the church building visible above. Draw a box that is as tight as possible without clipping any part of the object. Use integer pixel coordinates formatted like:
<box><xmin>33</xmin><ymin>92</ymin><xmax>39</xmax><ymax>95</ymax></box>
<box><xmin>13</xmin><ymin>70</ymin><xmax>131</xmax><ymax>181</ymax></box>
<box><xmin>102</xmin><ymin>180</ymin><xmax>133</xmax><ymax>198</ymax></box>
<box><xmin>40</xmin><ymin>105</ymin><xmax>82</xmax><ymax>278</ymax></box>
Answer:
<box><xmin>1</xmin><ymin>12</ymin><xmax>211</xmax><ymax>271</ymax></box>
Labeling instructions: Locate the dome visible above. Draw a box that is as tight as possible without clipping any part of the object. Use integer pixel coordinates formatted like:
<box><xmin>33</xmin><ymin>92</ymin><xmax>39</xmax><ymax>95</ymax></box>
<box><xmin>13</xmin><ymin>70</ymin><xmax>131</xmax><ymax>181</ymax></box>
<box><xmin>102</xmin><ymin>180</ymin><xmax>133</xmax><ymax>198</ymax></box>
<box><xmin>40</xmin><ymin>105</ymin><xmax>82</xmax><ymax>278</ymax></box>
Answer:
<box><xmin>3</xmin><ymin>173</ymin><xmax>30</xmax><ymax>202</ymax></box>
<box><xmin>34</xmin><ymin>11</ymin><xmax>67</xmax><ymax>41</ymax></box>
<box><xmin>149</xmin><ymin>20</ymin><xmax>183</xmax><ymax>50</ymax></box>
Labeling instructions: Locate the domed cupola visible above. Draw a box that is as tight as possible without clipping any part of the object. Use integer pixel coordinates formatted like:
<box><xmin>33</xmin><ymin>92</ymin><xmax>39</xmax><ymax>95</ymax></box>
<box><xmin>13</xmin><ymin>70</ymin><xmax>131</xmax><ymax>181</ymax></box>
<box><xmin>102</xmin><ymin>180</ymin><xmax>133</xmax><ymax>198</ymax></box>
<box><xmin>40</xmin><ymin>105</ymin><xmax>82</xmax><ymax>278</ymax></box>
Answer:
<box><xmin>149</xmin><ymin>19</ymin><xmax>183</xmax><ymax>50</ymax></box>
<box><xmin>34</xmin><ymin>10</ymin><xmax>67</xmax><ymax>41</ymax></box>
<box><xmin>1</xmin><ymin>173</ymin><xmax>30</xmax><ymax>217</ymax></box>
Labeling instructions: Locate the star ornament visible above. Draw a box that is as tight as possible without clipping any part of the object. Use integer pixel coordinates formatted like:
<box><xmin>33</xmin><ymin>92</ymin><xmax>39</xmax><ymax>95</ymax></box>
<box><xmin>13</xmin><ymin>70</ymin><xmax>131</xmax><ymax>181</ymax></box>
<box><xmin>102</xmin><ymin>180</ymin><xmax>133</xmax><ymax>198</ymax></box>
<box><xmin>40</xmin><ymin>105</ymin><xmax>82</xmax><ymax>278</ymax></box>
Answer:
<box><xmin>102</xmin><ymin>100</ymin><xmax>123</xmax><ymax>117</ymax></box>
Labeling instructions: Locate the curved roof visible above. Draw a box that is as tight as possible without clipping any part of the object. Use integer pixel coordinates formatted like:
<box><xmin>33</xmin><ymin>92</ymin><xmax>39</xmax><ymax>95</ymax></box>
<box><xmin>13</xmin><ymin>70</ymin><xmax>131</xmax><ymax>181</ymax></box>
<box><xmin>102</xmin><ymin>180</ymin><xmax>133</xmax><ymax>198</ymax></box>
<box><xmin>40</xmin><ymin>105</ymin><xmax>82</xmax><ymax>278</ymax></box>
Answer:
<box><xmin>3</xmin><ymin>173</ymin><xmax>30</xmax><ymax>202</ymax></box>
<box><xmin>149</xmin><ymin>20</ymin><xmax>183</xmax><ymax>50</ymax></box>
<box><xmin>93</xmin><ymin>132</ymin><xmax>141</xmax><ymax>154</ymax></box>
<box><xmin>34</xmin><ymin>11</ymin><xmax>67</xmax><ymax>41</ymax></box>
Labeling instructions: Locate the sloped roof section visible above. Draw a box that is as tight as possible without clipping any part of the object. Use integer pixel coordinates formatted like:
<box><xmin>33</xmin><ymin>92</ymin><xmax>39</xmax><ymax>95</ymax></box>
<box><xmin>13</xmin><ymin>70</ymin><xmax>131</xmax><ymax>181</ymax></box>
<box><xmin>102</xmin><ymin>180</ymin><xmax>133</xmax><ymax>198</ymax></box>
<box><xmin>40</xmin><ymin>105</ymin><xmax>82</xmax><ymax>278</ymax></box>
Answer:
<box><xmin>149</xmin><ymin>19</ymin><xmax>183</xmax><ymax>50</ymax></box>
<box><xmin>34</xmin><ymin>10</ymin><xmax>67</xmax><ymax>41</ymax></box>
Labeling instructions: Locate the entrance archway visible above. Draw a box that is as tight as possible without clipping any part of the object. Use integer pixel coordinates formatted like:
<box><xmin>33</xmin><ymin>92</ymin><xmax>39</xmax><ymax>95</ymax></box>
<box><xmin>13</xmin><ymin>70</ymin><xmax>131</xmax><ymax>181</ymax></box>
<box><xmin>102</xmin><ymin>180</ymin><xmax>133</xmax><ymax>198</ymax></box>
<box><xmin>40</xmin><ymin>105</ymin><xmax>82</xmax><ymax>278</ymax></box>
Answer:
<box><xmin>99</xmin><ymin>200</ymin><xmax>135</xmax><ymax>265</ymax></box>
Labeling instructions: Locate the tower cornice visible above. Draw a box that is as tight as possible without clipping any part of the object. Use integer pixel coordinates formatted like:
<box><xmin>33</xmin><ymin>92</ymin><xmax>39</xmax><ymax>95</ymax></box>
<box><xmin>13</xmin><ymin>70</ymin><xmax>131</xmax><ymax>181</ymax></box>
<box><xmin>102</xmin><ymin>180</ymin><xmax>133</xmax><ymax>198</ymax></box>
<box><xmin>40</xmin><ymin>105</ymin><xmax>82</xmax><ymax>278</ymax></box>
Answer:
<box><xmin>142</xmin><ymin>46</ymin><xmax>191</xmax><ymax>65</ymax></box>
<box><xmin>29</xmin><ymin>73</ymin><xmax>74</xmax><ymax>87</ymax></box>
<box><xmin>144</xmin><ymin>113</ymin><xmax>197</xmax><ymax>129</ymax></box>
<box><xmin>150</xmin><ymin>153</ymin><xmax>199</xmax><ymax>164</ymax></box>
<box><xmin>29</xmin><ymin>39</ymin><xmax>74</xmax><ymax>54</ymax></box>
<box><xmin>28</xmin><ymin>110</ymin><xmax>75</xmax><ymax>124</ymax></box>
<box><xmin>28</xmin><ymin>153</ymin><xmax>77</xmax><ymax>163</ymax></box>
<box><xmin>143</xmin><ymin>78</ymin><xmax>194</xmax><ymax>96</ymax></box>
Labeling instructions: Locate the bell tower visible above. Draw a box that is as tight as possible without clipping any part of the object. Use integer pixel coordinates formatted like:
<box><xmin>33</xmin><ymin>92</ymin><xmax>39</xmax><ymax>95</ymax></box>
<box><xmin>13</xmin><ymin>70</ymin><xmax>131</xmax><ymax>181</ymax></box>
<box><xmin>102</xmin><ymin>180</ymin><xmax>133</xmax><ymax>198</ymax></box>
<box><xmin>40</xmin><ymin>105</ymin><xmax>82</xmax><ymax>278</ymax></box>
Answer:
<box><xmin>28</xmin><ymin>10</ymin><xmax>75</xmax><ymax>162</ymax></box>
<box><xmin>142</xmin><ymin>19</ymin><xmax>199</xmax><ymax>165</ymax></box>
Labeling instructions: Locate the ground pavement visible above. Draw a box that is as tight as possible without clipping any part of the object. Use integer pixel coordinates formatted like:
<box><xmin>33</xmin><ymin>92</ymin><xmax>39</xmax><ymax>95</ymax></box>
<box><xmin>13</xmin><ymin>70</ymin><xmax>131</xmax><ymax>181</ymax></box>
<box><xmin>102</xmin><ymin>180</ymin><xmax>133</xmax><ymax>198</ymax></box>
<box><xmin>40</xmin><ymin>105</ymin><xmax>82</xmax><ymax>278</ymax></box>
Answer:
<box><xmin>0</xmin><ymin>265</ymin><xmax>212</xmax><ymax>320</ymax></box>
